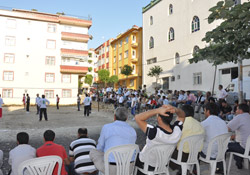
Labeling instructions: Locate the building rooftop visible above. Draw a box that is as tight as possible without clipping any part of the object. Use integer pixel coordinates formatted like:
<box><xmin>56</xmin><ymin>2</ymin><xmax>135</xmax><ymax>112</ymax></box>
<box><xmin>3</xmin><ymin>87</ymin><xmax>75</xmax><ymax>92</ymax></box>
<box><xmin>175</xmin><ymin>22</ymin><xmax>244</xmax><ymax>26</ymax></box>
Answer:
<box><xmin>142</xmin><ymin>0</ymin><xmax>162</xmax><ymax>13</ymax></box>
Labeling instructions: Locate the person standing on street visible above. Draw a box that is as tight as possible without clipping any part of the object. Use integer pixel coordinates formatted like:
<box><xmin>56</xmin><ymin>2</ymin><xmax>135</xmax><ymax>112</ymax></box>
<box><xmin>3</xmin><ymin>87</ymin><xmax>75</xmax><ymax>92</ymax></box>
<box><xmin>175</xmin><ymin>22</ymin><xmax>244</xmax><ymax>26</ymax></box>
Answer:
<box><xmin>39</xmin><ymin>95</ymin><xmax>50</xmax><ymax>121</ymax></box>
<box><xmin>26</xmin><ymin>94</ymin><xmax>30</xmax><ymax>113</ymax></box>
<box><xmin>83</xmin><ymin>94</ymin><xmax>91</xmax><ymax>117</ymax></box>
<box><xmin>56</xmin><ymin>94</ymin><xmax>60</xmax><ymax>110</ymax></box>
<box><xmin>77</xmin><ymin>94</ymin><xmax>81</xmax><ymax>111</ymax></box>
<box><xmin>0</xmin><ymin>95</ymin><xmax>4</xmax><ymax>119</ymax></box>
<box><xmin>35</xmin><ymin>94</ymin><xmax>40</xmax><ymax>115</ymax></box>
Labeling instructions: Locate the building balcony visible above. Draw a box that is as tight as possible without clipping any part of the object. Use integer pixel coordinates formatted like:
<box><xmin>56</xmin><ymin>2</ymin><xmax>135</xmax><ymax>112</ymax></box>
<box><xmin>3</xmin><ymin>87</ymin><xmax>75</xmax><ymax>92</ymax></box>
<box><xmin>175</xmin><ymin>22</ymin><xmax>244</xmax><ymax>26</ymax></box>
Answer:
<box><xmin>59</xmin><ymin>16</ymin><xmax>92</xmax><ymax>28</ymax></box>
<box><xmin>61</xmin><ymin>48</ymin><xmax>88</xmax><ymax>59</ymax></box>
<box><xmin>61</xmin><ymin>32</ymin><xmax>89</xmax><ymax>42</ymax></box>
<box><xmin>131</xmin><ymin>42</ymin><xmax>138</xmax><ymax>48</ymax></box>
<box><xmin>131</xmin><ymin>58</ymin><xmax>138</xmax><ymax>63</ymax></box>
<box><xmin>60</xmin><ymin>65</ymin><xmax>88</xmax><ymax>74</ymax></box>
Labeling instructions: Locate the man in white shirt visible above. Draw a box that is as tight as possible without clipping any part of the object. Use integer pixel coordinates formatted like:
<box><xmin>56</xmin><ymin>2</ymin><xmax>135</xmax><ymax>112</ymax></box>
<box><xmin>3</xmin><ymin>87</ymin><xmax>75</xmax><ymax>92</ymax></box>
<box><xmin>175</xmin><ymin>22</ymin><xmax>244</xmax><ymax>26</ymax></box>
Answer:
<box><xmin>227</xmin><ymin>103</ymin><xmax>250</xmax><ymax>169</ymax></box>
<box><xmin>218</xmin><ymin>85</ymin><xmax>228</xmax><ymax>101</ymax></box>
<box><xmin>118</xmin><ymin>94</ymin><xmax>124</xmax><ymax>106</ymax></box>
<box><xmin>0</xmin><ymin>94</ymin><xmax>4</xmax><ymax>119</ymax></box>
<box><xmin>131</xmin><ymin>94</ymin><xmax>137</xmax><ymax>117</ymax></box>
<box><xmin>83</xmin><ymin>94</ymin><xmax>92</xmax><ymax>116</ymax></box>
<box><xmin>35</xmin><ymin>94</ymin><xmax>40</xmax><ymax>115</ymax></box>
<box><xmin>195</xmin><ymin>91</ymin><xmax>205</xmax><ymax>113</ymax></box>
<box><xmin>9</xmin><ymin>132</ymin><xmax>36</xmax><ymax>175</ymax></box>
<box><xmin>162</xmin><ymin>96</ymin><xmax>169</xmax><ymax>105</ymax></box>
<box><xmin>201</xmin><ymin>102</ymin><xmax>228</xmax><ymax>173</ymax></box>
<box><xmin>38</xmin><ymin>95</ymin><xmax>50</xmax><ymax>121</ymax></box>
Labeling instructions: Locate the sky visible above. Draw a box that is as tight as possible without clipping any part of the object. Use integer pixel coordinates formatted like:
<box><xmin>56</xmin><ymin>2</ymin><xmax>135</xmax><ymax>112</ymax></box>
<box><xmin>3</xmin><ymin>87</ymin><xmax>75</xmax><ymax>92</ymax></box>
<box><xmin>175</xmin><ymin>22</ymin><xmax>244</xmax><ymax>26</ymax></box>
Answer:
<box><xmin>0</xmin><ymin>0</ymin><xmax>151</xmax><ymax>49</ymax></box>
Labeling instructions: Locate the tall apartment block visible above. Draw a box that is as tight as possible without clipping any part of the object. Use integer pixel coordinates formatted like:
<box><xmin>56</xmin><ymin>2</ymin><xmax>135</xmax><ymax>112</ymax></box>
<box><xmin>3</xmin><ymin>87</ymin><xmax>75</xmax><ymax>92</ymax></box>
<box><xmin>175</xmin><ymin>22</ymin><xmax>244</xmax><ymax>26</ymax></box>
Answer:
<box><xmin>110</xmin><ymin>25</ymin><xmax>142</xmax><ymax>90</ymax></box>
<box><xmin>0</xmin><ymin>9</ymin><xmax>92</xmax><ymax>105</ymax></box>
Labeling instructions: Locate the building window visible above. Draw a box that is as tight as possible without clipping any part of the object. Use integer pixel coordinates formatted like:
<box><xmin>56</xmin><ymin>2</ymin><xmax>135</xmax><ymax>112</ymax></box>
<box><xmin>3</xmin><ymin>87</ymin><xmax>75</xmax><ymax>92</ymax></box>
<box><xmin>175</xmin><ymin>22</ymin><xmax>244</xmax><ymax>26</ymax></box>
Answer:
<box><xmin>114</xmin><ymin>44</ymin><xmax>116</xmax><ymax>50</ymax></box>
<box><xmin>132</xmin><ymin>65</ymin><xmax>136</xmax><ymax>74</ymax></box>
<box><xmin>193</xmin><ymin>45</ymin><xmax>200</xmax><ymax>54</ymax></box>
<box><xmin>193</xmin><ymin>72</ymin><xmax>202</xmax><ymax>85</ymax></box>
<box><xmin>4</xmin><ymin>54</ymin><xmax>15</xmax><ymax>63</ymax></box>
<box><xmin>113</xmin><ymin>69</ymin><xmax>116</xmax><ymax>75</ymax></box>
<box><xmin>222</xmin><ymin>69</ymin><xmax>230</xmax><ymax>74</ymax></box>
<box><xmin>3</xmin><ymin>89</ymin><xmax>13</xmax><ymax>98</ymax></box>
<box><xmin>125</xmin><ymin>37</ymin><xmax>129</xmax><ymax>44</ymax></box>
<box><xmin>48</xmin><ymin>24</ymin><xmax>56</xmax><ymax>33</ymax></box>
<box><xmin>147</xmin><ymin>57</ymin><xmax>157</xmax><ymax>65</ymax></box>
<box><xmin>3</xmin><ymin>71</ymin><xmax>14</xmax><ymax>81</ymax></box>
<box><xmin>132</xmin><ymin>35</ymin><xmax>136</xmax><ymax>43</ymax></box>
<box><xmin>5</xmin><ymin>36</ymin><xmax>15</xmax><ymax>46</ymax></box>
<box><xmin>64</xmin><ymin>25</ymin><xmax>72</xmax><ymax>32</ymax></box>
<box><xmin>175</xmin><ymin>53</ymin><xmax>180</xmax><ymax>64</ymax></box>
<box><xmin>6</xmin><ymin>19</ymin><xmax>16</xmax><ymax>28</ymax></box>
<box><xmin>119</xmin><ymin>53</ymin><xmax>122</xmax><ymax>61</ymax></box>
<box><xmin>130</xmin><ymin>79</ymin><xmax>134</xmax><ymax>87</ymax></box>
<box><xmin>169</xmin><ymin>28</ymin><xmax>175</xmax><ymax>42</ymax></box>
<box><xmin>114</xmin><ymin>56</ymin><xmax>116</xmax><ymax>63</ymax></box>
<box><xmin>62</xmin><ymin>74</ymin><xmax>71</xmax><ymax>83</ymax></box>
<box><xmin>45</xmin><ymin>73</ymin><xmax>55</xmax><ymax>83</ymax></box>
<box><xmin>192</xmin><ymin>16</ymin><xmax>200</xmax><ymax>33</ymax></box>
<box><xmin>169</xmin><ymin>4</ymin><xmax>173</xmax><ymax>15</ymax></box>
<box><xmin>171</xmin><ymin>76</ymin><xmax>175</xmax><ymax>82</ymax></box>
<box><xmin>119</xmin><ymin>40</ymin><xmax>123</xmax><ymax>47</ymax></box>
<box><xmin>119</xmin><ymin>67</ymin><xmax>122</xmax><ymax>74</ymax></box>
<box><xmin>177</xmin><ymin>75</ymin><xmax>181</xmax><ymax>79</ymax></box>
<box><xmin>106</xmin><ymin>46</ymin><xmax>109</xmax><ymax>52</ymax></box>
<box><xmin>45</xmin><ymin>90</ymin><xmax>54</xmax><ymax>98</ymax></box>
<box><xmin>132</xmin><ymin>50</ymin><xmax>136</xmax><ymax>58</ymax></box>
<box><xmin>62</xmin><ymin>89</ymin><xmax>71</xmax><ymax>98</ymax></box>
<box><xmin>149</xmin><ymin>36</ymin><xmax>154</xmax><ymax>49</ymax></box>
<box><xmin>45</xmin><ymin>56</ymin><xmax>55</xmax><ymax>65</ymax></box>
<box><xmin>47</xmin><ymin>40</ymin><xmax>56</xmax><ymax>49</ymax></box>
<box><xmin>150</xmin><ymin>16</ymin><xmax>153</xmax><ymax>25</ymax></box>
<box><xmin>124</xmin><ymin>50</ymin><xmax>128</xmax><ymax>58</ymax></box>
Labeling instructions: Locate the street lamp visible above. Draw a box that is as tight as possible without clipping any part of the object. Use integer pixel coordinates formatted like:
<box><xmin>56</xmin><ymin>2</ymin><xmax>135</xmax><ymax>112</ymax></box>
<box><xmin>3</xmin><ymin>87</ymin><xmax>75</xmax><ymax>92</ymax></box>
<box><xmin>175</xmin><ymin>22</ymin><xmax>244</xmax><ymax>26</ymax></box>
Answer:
<box><xmin>93</xmin><ymin>82</ymin><xmax>99</xmax><ymax>112</ymax></box>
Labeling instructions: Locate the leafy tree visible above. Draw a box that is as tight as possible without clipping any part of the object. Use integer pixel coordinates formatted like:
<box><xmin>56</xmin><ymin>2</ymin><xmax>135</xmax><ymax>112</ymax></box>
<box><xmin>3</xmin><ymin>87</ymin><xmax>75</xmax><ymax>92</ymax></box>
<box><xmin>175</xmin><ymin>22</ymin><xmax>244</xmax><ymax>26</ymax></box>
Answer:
<box><xmin>84</xmin><ymin>74</ymin><xmax>93</xmax><ymax>86</ymax></box>
<box><xmin>147</xmin><ymin>65</ymin><xmax>163</xmax><ymax>85</ymax></box>
<box><xmin>88</xmin><ymin>67</ymin><xmax>92</xmax><ymax>72</ymax></box>
<box><xmin>189</xmin><ymin>1</ymin><xmax>250</xmax><ymax>102</ymax></box>
<box><xmin>121</xmin><ymin>65</ymin><xmax>133</xmax><ymax>87</ymax></box>
<box><xmin>88</xmin><ymin>60</ymin><xmax>93</xmax><ymax>64</ymax></box>
<box><xmin>98</xmin><ymin>69</ymin><xmax>110</xmax><ymax>86</ymax></box>
<box><xmin>108</xmin><ymin>75</ymin><xmax>119</xmax><ymax>87</ymax></box>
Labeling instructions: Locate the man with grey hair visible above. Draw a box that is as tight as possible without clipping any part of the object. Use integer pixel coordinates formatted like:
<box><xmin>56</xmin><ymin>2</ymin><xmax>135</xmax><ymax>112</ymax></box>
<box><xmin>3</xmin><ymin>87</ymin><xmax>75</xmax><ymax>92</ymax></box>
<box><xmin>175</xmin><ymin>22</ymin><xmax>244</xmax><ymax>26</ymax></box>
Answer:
<box><xmin>90</xmin><ymin>107</ymin><xmax>137</xmax><ymax>174</ymax></box>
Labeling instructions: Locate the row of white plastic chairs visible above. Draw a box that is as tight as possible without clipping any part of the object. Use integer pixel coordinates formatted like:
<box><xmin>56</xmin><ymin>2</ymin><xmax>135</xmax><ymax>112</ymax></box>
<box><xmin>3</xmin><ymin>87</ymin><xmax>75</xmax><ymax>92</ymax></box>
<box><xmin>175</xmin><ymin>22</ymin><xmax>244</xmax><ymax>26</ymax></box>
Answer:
<box><xmin>18</xmin><ymin>133</ymin><xmax>250</xmax><ymax>175</ymax></box>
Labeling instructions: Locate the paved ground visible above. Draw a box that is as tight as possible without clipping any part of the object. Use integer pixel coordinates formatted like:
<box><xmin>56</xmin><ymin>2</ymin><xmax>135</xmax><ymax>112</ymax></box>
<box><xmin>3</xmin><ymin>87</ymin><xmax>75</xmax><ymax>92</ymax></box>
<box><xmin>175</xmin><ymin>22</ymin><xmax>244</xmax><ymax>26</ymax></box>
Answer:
<box><xmin>0</xmin><ymin>103</ymin><xmax>249</xmax><ymax>175</ymax></box>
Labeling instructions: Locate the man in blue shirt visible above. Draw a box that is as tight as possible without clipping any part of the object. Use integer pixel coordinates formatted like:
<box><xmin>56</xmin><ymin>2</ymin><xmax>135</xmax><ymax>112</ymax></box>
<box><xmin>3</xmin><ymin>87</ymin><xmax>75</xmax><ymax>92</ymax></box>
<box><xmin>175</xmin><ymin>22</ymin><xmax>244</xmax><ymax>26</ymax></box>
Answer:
<box><xmin>90</xmin><ymin>107</ymin><xmax>137</xmax><ymax>174</ymax></box>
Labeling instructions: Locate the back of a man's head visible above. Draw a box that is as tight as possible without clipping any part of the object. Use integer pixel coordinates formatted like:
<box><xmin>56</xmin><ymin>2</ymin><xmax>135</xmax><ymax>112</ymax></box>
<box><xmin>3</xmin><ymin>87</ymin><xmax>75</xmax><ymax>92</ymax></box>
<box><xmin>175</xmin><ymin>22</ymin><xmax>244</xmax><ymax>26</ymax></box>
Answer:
<box><xmin>17</xmin><ymin>132</ymin><xmax>29</xmax><ymax>144</ymax></box>
<box><xmin>238</xmin><ymin>103</ymin><xmax>250</xmax><ymax>113</ymax></box>
<box><xmin>44</xmin><ymin>130</ymin><xmax>55</xmax><ymax>141</ymax></box>
<box><xmin>114</xmin><ymin>107</ymin><xmax>128</xmax><ymax>121</ymax></box>
<box><xmin>204</xmin><ymin>103</ymin><xmax>219</xmax><ymax>116</ymax></box>
<box><xmin>78</xmin><ymin>128</ymin><xmax>88</xmax><ymax>135</ymax></box>
<box><xmin>181</xmin><ymin>105</ymin><xmax>194</xmax><ymax>117</ymax></box>
<box><xmin>159</xmin><ymin>112</ymin><xmax>173</xmax><ymax>126</ymax></box>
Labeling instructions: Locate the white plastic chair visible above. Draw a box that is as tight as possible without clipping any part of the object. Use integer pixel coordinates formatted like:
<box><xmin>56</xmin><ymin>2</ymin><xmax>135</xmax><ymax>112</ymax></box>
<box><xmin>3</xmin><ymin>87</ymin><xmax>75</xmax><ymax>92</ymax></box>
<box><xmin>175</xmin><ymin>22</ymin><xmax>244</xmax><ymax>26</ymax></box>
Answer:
<box><xmin>170</xmin><ymin>134</ymin><xmax>204</xmax><ymax>175</ymax></box>
<box><xmin>199</xmin><ymin>133</ymin><xmax>231</xmax><ymax>175</ymax></box>
<box><xmin>103</xmin><ymin>144</ymin><xmax>139</xmax><ymax>175</ymax></box>
<box><xmin>18</xmin><ymin>156</ymin><xmax>62</xmax><ymax>175</ymax></box>
<box><xmin>134</xmin><ymin>144</ymin><xmax>176</xmax><ymax>175</ymax></box>
<box><xmin>227</xmin><ymin>135</ymin><xmax>250</xmax><ymax>175</ymax></box>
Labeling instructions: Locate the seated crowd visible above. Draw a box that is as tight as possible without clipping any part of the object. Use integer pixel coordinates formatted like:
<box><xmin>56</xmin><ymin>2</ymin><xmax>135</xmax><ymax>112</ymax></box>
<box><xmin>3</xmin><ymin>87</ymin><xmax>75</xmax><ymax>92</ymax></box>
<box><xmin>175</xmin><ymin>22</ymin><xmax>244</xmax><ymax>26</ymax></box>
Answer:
<box><xmin>1</xmin><ymin>86</ymin><xmax>250</xmax><ymax>175</ymax></box>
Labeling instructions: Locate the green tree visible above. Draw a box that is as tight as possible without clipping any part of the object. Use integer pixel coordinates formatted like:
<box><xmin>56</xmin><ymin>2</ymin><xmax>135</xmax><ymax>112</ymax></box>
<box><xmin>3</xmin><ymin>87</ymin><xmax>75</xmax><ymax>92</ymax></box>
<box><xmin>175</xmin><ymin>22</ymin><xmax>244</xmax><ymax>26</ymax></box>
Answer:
<box><xmin>189</xmin><ymin>1</ymin><xmax>250</xmax><ymax>102</ymax></box>
<box><xmin>147</xmin><ymin>65</ymin><xmax>163</xmax><ymax>86</ymax></box>
<box><xmin>88</xmin><ymin>67</ymin><xmax>92</xmax><ymax>72</ymax></box>
<box><xmin>121</xmin><ymin>65</ymin><xmax>133</xmax><ymax>86</ymax></box>
<box><xmin>98</xmin><ymin>69</ymin><xmax>110</xmax><ymax>86</ymax></box>
<box><xmin>88</xmin><ymin>60</ymin><xmax>93</xmax><ymax>64</ymax></box>
<box><xmin>84</xmin><ymin>74</ymin><xmax>93</xmax><ymax>86</ymax></box>
<box><xmin>108</xmin><ymin>75</ymin><xmax>119</xmax><ymax>87</ymax></box>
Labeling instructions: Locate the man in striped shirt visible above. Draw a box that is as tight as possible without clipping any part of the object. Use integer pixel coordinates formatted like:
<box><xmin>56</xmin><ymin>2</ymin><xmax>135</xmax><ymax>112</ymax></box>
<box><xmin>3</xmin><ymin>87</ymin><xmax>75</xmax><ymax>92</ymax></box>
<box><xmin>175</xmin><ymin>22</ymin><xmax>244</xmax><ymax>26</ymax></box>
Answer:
<box><xmin>69</xmin><ymin>128</ymin><xmax>97</xmax><ymax>175</ymax></box>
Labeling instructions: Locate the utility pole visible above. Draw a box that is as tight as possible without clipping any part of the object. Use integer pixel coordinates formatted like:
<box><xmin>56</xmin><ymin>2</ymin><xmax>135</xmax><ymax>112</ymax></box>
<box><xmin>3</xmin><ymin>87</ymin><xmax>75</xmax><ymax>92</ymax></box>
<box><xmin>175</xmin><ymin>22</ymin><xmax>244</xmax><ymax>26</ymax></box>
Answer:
<box><xmin>238</xmin><ymin>57</ymin><xmax>243</xmax><ymax>103</ymax></box>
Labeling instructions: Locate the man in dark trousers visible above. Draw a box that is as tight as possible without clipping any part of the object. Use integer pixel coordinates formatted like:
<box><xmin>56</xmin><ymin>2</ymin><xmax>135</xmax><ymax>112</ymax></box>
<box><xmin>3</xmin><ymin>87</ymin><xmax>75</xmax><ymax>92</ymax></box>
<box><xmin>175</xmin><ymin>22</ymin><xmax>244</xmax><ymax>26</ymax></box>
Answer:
<box><xmin>38</xmin><ymin>95</ymin><xmax>50</xmax><ymax>121</ymax></box>
<box><xmin>77</xmin><ymin>94</ymin><xmax>81</xmax><ymax>111</ymax></box>
<box><xmin>26</xmin><ymin>94</ymin><xmax>30</xmax><ymax>113</ymax></box>
<box><xmin>56</xmin><ymin>94</ymin><xmax>60</xmax><ymax>110</ymax></box>
<box><xmin>35</xmin><ymin>94</ymin><xmax>40</xmax><ymax>115</ymax></box>
<box><xmin>83</xmin><ymin>94</ymin><xmax>91</xmax><ymax>116</ymax></box>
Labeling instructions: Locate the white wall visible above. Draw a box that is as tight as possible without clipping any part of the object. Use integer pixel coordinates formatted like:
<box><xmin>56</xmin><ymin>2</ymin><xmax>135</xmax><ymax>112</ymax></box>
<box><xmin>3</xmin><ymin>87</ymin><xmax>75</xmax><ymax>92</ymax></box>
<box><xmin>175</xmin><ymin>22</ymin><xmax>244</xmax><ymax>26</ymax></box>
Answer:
<box><xmin>143</xmin><ymin>0</ymin><xmax>250</xmax><ymax>94</ymax></box>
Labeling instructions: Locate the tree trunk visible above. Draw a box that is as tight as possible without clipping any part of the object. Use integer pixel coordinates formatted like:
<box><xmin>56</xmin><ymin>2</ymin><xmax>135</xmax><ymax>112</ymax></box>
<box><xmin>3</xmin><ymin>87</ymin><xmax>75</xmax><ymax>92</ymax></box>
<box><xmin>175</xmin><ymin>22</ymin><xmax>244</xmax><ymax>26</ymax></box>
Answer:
<box><xmin>238</xmin><ymin>58</ymin><xmax>243</xmax><ymax>103</ymax></box>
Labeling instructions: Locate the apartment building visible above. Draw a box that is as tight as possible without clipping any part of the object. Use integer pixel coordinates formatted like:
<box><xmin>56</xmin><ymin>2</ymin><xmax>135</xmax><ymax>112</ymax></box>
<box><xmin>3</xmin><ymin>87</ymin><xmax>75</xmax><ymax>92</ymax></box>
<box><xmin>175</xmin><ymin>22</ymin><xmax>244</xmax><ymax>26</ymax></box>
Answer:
<box><xmin>110</xmin><ymin>25</ymin><xmax>142</xmax><ymax>90</ymax></box>
<box><xmin>142</xmin><ymin>0</ymin><xmax>250</xmax><ymax>93</ymax></box>
<box><xmin>0</xmin><ymin>8</ymin><xmax>92</xmax><ymax>105</ymax></box>
<box><xmin>94</xmin><ymin>39</ymin><xmax>113</xmax><ymax>83</ymax></box>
